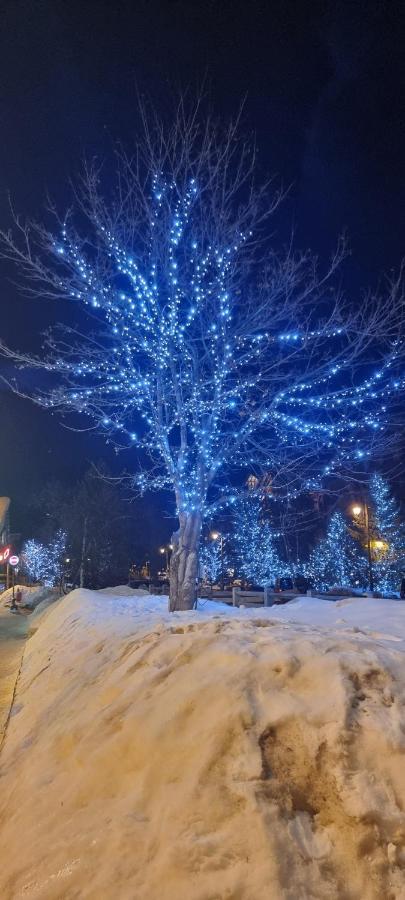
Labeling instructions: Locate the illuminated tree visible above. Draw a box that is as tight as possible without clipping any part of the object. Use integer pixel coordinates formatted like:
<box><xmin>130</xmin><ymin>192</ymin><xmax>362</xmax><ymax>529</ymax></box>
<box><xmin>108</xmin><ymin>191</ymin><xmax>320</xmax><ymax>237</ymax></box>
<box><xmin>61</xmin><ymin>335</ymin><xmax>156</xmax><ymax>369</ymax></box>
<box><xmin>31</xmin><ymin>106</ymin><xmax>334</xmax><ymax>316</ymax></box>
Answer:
<box><xmin>307</xmin><ymin>511</ymin><xmax>366</xmax><ymax>590</ymax></box>
<box><xmin>22</xmin><ymin>539</ymin><xmax>46</xmax><ymax>583</ymax></box>
<box><xmin>22</xmin><ymin>529</ymin><xmax>67</xmax><ymax>586</ymax></box>
<box><xmin>369</xmin><ymin>474</ymin><xmax>404</xmax><ymax>591</ymax></box>
<box><xmin>233</xmin><ymin>493</ymin><xmax>281</xmax><ymax>586</ymax></box>
<box><xmin>199</xmin><ymin>539</ymin><xmax>226</xmax><ymax>584</ymax></box>
<box><xmin>1</xmin><ymin>101</ymin><xmax>404</xmax><ymax>610</ymax></box>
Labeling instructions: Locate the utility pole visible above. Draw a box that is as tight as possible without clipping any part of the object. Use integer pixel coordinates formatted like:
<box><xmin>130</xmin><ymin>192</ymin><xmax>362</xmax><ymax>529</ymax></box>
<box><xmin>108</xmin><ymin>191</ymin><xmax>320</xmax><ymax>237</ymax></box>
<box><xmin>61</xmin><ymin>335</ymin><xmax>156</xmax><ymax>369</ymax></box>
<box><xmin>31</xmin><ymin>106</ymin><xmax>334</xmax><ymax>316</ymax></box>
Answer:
<box><xmin>211</xmin><ymin>531</ymin><xmax>224</xmax><ymax>590</ymax></box>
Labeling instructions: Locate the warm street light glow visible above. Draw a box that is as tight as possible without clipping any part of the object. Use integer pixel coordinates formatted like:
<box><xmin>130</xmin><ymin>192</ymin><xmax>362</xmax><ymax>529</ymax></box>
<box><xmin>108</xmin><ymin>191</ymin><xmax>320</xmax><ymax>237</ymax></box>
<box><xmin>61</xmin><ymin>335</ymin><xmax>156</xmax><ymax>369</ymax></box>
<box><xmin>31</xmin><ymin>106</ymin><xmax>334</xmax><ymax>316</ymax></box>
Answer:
<box><xmin>373</xmin><ymin>540</ymin><xmax>385</xmax><ymax>550</ymax></box>
<box><xmin>210</xmin><ymin>531</ymin><xmax>220</xmax><ymax>540</ymax></box>
<box><xmin>352</xmin><ymin>504</ymin><xmax>362</xmax><ymax>517</ymax></box>
<box><xmin>159</xmin><ymin>547</ymin><xmax>165</xmax><ymax>554</ymax></box>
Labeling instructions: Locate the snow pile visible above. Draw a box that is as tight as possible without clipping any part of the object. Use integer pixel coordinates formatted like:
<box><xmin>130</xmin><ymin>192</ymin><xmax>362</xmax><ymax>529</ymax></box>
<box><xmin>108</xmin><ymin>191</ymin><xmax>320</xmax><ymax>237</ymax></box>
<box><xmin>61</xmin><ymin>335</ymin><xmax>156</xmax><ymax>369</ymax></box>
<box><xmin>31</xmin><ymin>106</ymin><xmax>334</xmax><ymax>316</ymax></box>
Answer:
<box><xmin>1</xmin><ymin>584</ymin><xmax>58</xmax><ymax>610</ymax></box>
<box><xmin>1</xmin><ymin>584</ymin><xmax>37</xmax><ymax>607</ymax></box>
<box><xmin>1</xmin><ymin>591</ymin><xmax>405</xmax><ymax>899</ymax></box>
<box><xmin>98</xmin><ymin>584</ymin><xmax>151</xmax><ymax>596</ymax></box>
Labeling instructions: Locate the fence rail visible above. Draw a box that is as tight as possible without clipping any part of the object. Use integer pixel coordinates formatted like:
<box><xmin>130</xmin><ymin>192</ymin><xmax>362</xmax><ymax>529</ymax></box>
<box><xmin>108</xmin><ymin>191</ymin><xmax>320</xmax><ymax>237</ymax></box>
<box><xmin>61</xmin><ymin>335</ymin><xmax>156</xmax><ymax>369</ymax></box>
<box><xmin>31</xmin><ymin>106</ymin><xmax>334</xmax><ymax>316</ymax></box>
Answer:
<box><xmin>232</xmin><ymin>586</ymin><xmax>274</xmax><ymax>607</ymax></box>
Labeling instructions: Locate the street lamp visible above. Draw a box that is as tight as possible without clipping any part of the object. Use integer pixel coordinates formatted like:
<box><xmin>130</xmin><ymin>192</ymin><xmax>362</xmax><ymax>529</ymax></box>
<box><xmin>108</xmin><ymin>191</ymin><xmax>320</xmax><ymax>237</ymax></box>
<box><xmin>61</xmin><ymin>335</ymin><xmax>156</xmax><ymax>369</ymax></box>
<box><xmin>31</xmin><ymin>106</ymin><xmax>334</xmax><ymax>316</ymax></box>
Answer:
<box><xmin>352</xmin><ymin>501</ymin><xmax>374</xmax><ymax>592</ymax></box>
<box><xmin>159</xmin><ymin>546</ymin><xmax>168</xmax><ymax>574</ymax></box>
<box><xmin>159</xmin><ymin>545</ymin><xmax>172</xmax><ymax>575</ymax></box>
<box><xmin>210</xmin><ymin>530</ymin><xmax>224</xmax><ymax>590</ymax></box>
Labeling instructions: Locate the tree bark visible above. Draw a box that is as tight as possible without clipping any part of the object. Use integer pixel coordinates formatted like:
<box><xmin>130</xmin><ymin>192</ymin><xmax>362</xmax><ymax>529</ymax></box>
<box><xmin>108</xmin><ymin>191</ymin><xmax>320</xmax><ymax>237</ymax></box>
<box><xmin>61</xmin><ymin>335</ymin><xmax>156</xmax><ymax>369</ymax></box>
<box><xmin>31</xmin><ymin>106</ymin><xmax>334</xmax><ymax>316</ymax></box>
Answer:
<box><xmin>169</xmin><ymin>511</ymin><xmax>202</xmax><ymax>611</ymax></box>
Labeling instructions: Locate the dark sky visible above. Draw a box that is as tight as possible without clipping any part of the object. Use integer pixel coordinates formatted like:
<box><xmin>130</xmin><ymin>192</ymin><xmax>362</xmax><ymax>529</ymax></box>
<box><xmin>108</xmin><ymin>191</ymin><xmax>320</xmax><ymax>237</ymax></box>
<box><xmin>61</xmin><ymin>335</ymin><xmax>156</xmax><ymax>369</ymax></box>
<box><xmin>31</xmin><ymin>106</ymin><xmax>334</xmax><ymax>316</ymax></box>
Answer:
<box><xmin>0</xmin><ymin>0</ymin><xmax>404</xmax><ymax>545</ymax></box>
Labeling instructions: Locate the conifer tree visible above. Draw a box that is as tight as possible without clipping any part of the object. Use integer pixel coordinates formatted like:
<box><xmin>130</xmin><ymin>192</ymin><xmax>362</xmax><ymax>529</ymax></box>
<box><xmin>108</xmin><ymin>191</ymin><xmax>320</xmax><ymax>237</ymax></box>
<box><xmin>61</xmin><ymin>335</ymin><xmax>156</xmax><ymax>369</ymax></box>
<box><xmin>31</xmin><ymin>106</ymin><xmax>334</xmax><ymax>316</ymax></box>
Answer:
<box><xmin>369</xmin><ymin>474</ymin><xmax>405</xmax><ymax>591</ymax></box>
<box><xmin>233</xmin><ymin>493</ymin><xmax>280</xmax><ymax>586</ymax></box>
<box><xmin>307</xmin><ymin>511</ymin><xmax>366</xmax><ymax>591</ymax></box>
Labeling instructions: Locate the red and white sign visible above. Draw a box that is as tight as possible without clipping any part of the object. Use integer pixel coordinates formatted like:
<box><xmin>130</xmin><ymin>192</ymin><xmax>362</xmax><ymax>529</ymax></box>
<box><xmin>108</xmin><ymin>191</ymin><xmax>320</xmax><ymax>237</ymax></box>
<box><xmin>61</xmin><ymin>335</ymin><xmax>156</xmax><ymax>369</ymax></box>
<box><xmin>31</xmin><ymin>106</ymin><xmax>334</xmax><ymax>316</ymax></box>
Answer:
<box><xmin>9</xmin><ymin>555</ymin><xmax>19</xmax><ymax>567</ymax></box>
<box><xmin>0</xmin><ymin>545</ymin><xmax>11</xmax><ymax>564</ymax></box>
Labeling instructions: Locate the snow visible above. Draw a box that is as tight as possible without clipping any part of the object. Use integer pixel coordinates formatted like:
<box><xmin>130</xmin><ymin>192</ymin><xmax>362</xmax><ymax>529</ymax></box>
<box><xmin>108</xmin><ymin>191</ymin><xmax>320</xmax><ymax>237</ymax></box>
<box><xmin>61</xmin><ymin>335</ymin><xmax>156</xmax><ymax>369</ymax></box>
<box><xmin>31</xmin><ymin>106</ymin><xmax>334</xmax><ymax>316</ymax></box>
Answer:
<box><xmin>1</xmin><ymin>589</ymin><xmax>405</xmax><ymax>898</ymax></box>
<box><xmin>1</xmin><ymin>584</ymin><xmax>58</xmax><ymax>610</ymax></box>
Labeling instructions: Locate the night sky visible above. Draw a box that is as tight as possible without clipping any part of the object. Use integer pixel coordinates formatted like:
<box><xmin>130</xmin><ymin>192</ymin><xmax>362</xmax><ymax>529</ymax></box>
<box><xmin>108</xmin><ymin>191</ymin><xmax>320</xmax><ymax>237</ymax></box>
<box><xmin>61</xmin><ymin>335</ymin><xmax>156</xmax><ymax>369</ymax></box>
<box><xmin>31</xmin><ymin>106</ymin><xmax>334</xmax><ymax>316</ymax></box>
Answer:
<box><xmin>1</xmin><ymin>0</ymin><xmax>404</xmax><ymax>546</ymax></box>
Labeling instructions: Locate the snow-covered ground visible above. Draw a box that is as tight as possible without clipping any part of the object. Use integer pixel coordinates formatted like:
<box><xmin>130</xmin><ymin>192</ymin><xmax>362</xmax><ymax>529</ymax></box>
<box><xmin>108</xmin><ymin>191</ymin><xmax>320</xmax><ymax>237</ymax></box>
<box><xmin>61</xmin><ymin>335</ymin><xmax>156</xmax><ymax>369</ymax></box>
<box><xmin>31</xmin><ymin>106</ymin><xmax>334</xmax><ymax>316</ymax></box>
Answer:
<box><xmin>1</xmin><ymin>588</ymin><xmax>405</xmax><ymax>899</ymax></box>
<box><xmin>0</xmin><ymin>584</ymin><xmax>57</xmax><ymax>610</ymax></box>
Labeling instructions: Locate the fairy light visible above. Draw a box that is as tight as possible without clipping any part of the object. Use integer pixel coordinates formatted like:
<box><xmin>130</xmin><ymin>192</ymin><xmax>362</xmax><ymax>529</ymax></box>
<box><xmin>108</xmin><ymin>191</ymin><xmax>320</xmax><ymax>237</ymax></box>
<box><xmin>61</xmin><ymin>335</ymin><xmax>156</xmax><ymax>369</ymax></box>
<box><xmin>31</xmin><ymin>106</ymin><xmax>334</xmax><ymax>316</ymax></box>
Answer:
<box><xmin>35</xmin><ymin>172</ymin><xmax>404</xmax><ymax>520</ymax></box>
<box><xmin>233</xmin><ymin>494</ymin><xmax>281</xmax><ymax>585</ymax></box>
<box><xmin>306</xmin><ymin>512</ymin><xmax>366</xmax><ymax>590</ymax></box>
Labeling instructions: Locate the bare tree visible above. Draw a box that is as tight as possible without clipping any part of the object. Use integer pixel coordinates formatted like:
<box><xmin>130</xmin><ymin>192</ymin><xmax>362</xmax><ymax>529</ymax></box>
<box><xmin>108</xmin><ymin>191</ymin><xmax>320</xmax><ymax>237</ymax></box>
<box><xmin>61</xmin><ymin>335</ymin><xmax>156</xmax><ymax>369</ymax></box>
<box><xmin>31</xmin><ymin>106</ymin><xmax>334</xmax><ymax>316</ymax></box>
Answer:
<box><xmin>0</xmin><ymin>99</ymin><xmax>404</xmax><ymax>610</ymax></box>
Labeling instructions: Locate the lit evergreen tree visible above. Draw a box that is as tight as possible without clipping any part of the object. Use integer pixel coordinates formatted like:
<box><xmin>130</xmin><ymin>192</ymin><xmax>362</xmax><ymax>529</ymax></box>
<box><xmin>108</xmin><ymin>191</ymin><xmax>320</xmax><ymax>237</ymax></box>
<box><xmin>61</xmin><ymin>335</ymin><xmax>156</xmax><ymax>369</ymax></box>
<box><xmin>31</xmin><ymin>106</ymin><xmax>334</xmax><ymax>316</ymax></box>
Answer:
<box><xmin>44</xmin><ymin>529</ymin><xmax>67</xmax><ymax>586</ymax></box>
<box><xmin>233</xmin><ymin>494</ymin><xmax>281</xmax><ymax>586</ymax></box>
<box><xmin>369</xmin><ymin>474</ymin><xmax>405</xmax><ymax>591</ymax></box>
<box><xmin>307</xmin><ymin>511</ymin><xmax>366</xmax><ymax>591</ymax></box>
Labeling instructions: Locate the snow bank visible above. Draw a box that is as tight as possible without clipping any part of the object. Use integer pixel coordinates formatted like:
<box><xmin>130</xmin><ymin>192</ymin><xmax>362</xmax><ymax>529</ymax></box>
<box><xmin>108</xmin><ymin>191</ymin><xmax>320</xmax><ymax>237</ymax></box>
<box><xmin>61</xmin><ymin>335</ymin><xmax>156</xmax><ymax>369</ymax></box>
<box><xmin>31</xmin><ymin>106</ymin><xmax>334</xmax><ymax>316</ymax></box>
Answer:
<box><xmin>1</xmin><ymin>584</ymin><xmax>58</xmax><ymax>610</ymax></box>
<box><xmin>1</xmin><ymin>590</ymin><xmax>405</xmax><ymax>899</ymax></box>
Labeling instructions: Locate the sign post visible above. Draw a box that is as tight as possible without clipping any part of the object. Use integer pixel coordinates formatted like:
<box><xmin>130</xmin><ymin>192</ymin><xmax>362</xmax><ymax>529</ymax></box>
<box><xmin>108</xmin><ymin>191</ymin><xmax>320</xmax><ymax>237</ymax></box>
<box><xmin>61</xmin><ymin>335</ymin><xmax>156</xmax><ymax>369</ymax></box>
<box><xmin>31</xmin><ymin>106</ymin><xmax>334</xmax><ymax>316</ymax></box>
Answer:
<box><xmin>6</xmin><ymin>555</ymin><xmax>20</xmax><ymax>608</ymax></box>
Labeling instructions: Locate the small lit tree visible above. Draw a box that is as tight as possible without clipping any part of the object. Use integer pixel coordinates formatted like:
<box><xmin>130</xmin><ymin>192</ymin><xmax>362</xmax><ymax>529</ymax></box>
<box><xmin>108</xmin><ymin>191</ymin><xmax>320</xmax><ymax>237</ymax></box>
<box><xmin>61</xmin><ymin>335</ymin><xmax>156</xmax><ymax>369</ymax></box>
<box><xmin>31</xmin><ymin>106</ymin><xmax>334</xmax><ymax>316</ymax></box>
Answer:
<box><xmin>199</xmin><ymin>539</ymin><xmax>226</xmax><ymax>584</ymax></box>
<box><xmin>307</xmin><ymin>511</ymin><xmax>366</xmax><ymax>591</ymax></box>
<box><xmin>233</xmin><ymin>493</ymin><xmax>281</xmax><ymax>586</ymax></box>
<box><xmin>369</xmin><ymin>474</ymin><xmax>405</xmax><ymax>591</ymax></box>
<box><xmin>1</xmin><ymin>101</ymin><xmax>404</xmax><ymax>610</ymax></box>
<box><xmin>22</xmin><ymin>539</ymin><xmax>47</xmax><ymax>583</ymax></box>
<box><xmin>22</xmin><ymin>530</ymin><xmax>67</xmax><ymax>586</ymax></box>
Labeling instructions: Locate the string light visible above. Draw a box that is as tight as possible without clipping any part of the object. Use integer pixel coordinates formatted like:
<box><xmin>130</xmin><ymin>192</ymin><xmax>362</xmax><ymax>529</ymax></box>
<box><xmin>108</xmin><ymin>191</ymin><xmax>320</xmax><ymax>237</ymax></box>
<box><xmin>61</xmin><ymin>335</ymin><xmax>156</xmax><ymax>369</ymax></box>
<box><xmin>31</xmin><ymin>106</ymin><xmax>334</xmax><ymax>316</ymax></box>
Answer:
<box><xmin>34</xmin><ymin>172</ymin><xmax>403</xmax><ymax>519</ymax></box>
<box><xmin>232</xmin><ymin>493</ymin><xmax>281</xmax><ymax>585</ymax></box>
<box><xmin>306</xmin><ymin>512</ymin><xmax>367</xmax><ymax>590</ymax></box>
<box><xmin>22</xmin><ymin>530</ymin><xmax>67</xmax><ymax>586</ymax></box>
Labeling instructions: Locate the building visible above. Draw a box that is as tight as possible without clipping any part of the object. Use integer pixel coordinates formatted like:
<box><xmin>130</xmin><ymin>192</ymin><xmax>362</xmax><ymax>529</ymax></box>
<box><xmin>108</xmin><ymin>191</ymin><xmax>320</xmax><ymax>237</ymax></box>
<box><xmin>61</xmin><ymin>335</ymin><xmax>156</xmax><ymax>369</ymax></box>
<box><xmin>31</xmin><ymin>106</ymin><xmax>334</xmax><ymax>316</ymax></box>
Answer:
<box><xmin>0</xmin><ymin>497</ymin><xmax>10</xmax><ymax>547</ymax></box>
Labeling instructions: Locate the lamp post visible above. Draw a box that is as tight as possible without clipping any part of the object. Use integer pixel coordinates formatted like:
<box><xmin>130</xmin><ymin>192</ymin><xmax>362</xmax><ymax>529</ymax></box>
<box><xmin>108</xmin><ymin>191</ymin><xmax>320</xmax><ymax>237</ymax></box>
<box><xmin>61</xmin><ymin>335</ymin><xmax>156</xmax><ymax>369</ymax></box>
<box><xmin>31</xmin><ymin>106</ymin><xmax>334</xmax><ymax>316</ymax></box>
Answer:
<box><xmin>352</xmin><ymin>501</ymin><xmax>374</xmax><ymax>593</ymax></box>
<box><xmin>159</xmin><ymin>544</ymin><xmax>173</xmax><ymax>576</ymax></box>
<box><xmin>211</xmin><ymin>530</ymin><xmax>224</xmax><ymax>590</ymax></box>
<box><xmin>159</xmin><ymin>546</ymin><xmax>168</xmax><ymax>575</ymax></box>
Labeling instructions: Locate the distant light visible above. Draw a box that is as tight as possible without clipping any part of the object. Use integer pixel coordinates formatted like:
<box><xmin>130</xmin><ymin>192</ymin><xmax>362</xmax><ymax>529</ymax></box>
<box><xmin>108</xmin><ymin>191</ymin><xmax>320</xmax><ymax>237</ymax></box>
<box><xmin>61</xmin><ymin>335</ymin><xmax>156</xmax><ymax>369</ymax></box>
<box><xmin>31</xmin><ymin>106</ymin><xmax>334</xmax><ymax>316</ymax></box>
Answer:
<box><xmin>352</xmin><ymin>505</ymin><xmax>362</xmax><ymax>517</ymax></box>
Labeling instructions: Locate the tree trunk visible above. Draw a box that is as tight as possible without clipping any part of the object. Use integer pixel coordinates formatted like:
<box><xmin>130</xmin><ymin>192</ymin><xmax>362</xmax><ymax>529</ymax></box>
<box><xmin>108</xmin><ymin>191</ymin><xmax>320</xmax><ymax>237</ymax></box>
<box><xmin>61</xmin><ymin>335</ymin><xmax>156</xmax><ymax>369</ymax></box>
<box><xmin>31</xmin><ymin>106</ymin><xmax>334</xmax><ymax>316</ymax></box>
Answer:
<box><xmin>169</xmin><ymin>511</ymin><xmax>202</xmax><ymax>612</ymax></box>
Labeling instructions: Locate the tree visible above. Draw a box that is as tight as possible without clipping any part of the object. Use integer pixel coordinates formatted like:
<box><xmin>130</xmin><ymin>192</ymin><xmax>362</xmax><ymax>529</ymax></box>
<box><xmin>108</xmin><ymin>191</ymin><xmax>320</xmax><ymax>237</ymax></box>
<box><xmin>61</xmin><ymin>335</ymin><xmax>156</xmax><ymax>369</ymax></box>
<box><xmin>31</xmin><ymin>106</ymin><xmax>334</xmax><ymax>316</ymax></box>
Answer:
<box><xmin>233</xmin><ymin>493</ymin><xmax>281</xmax><ymax>586</ymax></box>
<box><xmin>22</xmin><ymin>529</ymin><xmax>67</xmax><ymax>586</ymax></box>
<box><xmin>1</xmin><ymin>101</ymin><xmax>404</xmax><ymax>610</ymax></box>
<box><xmin>369</xmin><ymin>474</ymin><xmax>405</xmax><ymax>591</ymax></box>
<box><xmin>199</xmin><ymin>539</ymin><xmax>226</xmax><ymax>584</ymax></box>
<box><xmin>307</xmin><ymin>511</ymin><xmax>366</xmax><ymax>591</ymax></box>
<box><xmin>21</xmin><ymin>539</ymin><xmax>46</xmax><ymax>583</ymax></box>
<box><xmin>28</xmin><ymin>469</ymin><xmax>138</xmax><ymax>589</ymax></box>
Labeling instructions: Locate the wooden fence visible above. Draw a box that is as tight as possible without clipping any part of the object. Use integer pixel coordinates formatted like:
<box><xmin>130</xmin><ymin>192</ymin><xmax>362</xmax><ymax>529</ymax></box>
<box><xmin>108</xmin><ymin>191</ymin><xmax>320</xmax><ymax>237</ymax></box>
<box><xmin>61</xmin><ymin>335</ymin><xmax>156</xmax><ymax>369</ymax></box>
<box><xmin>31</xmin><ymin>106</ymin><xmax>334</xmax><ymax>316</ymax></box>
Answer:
<box><xmin>232</xmin><ymin>586</ymin><xmax>274</xmax><ymax>607</ymax></box>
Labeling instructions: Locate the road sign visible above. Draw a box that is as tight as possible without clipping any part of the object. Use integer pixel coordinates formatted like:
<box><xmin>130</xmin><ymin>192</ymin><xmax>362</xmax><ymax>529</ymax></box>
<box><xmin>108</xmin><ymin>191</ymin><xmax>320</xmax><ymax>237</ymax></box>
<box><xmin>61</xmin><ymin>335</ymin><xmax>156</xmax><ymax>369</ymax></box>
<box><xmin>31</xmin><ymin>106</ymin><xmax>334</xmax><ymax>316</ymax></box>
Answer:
<box><xmin>0</xmin><ymin>545</ymin><xmax>11</xmax><ymax>563</ymax></box>
<box><xmin>9</xmin><ymin>555</ymin><xmax>19</xmax><ymax>567</ymax></box>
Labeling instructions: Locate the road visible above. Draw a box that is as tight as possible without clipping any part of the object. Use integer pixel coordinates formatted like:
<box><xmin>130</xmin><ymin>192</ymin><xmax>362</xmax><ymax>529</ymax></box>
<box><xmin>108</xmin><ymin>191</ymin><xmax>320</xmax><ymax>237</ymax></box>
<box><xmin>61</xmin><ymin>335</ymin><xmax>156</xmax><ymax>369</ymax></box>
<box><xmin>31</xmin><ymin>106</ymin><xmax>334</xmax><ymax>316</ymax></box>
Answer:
<box><xmin>0</xmin><ymin>603</ymin><xmax>28</xmax><ymax>743</ymax></box>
